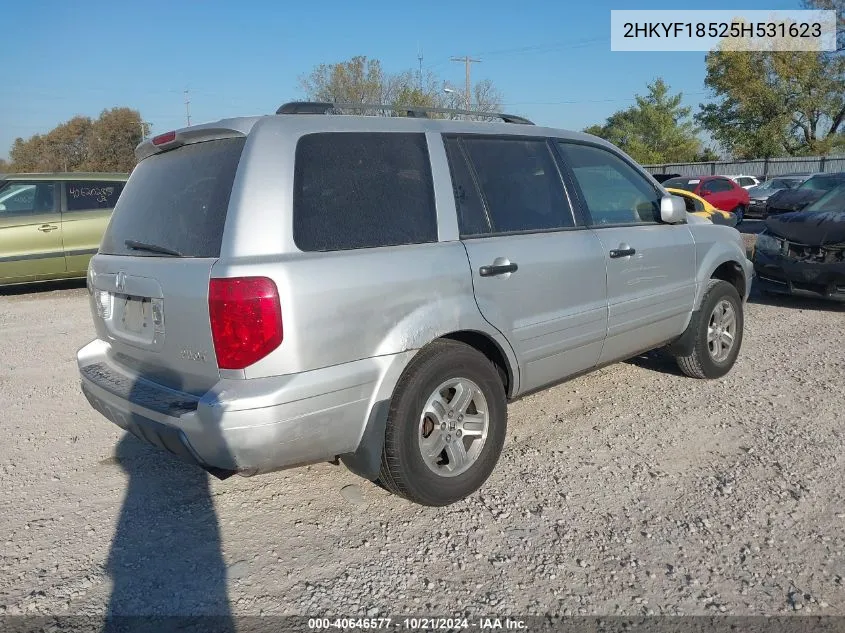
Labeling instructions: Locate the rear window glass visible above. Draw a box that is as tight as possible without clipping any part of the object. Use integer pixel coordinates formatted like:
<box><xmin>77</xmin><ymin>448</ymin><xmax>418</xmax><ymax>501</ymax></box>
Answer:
<box><xmin>99</xmin><ymin>138</ymin><xmax>245</xmax><ymax>258</ymax></box>
<box><xmin>800</xmin><ymin>175</ymin><xmax>845</xmax><ymax>191</ymax></box>
<box><xmin>662</xmin><ymin>178</ymin><xmax>699</xmax><ymax>191</ymax></box>
<box><xmin>293</xmin><ymin>132</ymin><xmax>437</xmax><ymax>251</ymax></box>
<box><xmin>66</xmin><ymin>181</ymin><xmax>124</xmax><ymax>211</ymax></box>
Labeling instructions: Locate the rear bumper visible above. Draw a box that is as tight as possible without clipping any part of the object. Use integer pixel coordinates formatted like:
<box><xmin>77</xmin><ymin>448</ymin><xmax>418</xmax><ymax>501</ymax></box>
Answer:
<box><xmin>753</xmin><ymin>251</ymin><xmax>845</xmax><ymax>302</ymax></box>
<box><xmin>78</xmin><ymin>339</ymin><xmax>415</xmax><ymax>476</ymax></box>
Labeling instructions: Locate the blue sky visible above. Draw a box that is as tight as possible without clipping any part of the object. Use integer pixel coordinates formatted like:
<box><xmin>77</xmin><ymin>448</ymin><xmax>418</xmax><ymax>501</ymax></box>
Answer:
<box><xmin>0</xmin><ymin>0</ymin><xmax>805</xmax><ymax>160</ymax></box>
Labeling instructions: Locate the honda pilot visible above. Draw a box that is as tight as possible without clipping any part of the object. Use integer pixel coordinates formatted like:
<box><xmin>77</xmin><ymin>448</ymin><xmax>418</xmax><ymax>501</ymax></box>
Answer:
<box><xmin>78</xmin><ymin>102</ymin><xmax>753</xmax><ymax>506</ymax></box>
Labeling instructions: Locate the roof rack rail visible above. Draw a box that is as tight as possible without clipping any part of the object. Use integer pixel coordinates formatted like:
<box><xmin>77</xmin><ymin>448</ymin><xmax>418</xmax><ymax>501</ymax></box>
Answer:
<box><xmin>275</xmin><ymin>101</ymin><xmax>534</xmax><ymax>125</ymax></box>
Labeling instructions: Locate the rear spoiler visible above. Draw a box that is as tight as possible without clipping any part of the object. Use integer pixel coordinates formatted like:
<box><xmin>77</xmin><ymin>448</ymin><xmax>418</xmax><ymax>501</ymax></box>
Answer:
<box><xmin>135</xmin><ymin>124</ymin><xmax>249</xmax><ymax>161</ymax></box>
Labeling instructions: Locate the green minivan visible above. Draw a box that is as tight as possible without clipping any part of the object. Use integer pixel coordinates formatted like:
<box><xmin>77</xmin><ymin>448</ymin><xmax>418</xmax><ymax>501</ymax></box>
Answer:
<box><xmin>0</xmin><ymin>173</ymin><xmax>128</xmax><ymax>287</ymax></box>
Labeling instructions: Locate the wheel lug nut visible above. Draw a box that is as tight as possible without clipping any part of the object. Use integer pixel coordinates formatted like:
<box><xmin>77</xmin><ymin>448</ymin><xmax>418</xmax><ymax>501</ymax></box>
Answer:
<box><xmin>458</xmin><ymin>414</ymin><xmax>463</xmax><ymax>421</ymax></box>
<box><xmin>446</xmin><ymin>434</ymin><xmax>452</xmax><ymax>442</ymax></box>
<box><xmin>440</xmin><ymin>422</ymin><xmax>447</xmax><ymax>430</ymax></box>
<box><xmin>456</xmin><ymin>430</ymin><xmax>462</xmax><ymax>437</ymax></box>
<box><xmin>448</xmin><ymin>410</ymin><xmax>454</xmax><ymax>418</ymax></box>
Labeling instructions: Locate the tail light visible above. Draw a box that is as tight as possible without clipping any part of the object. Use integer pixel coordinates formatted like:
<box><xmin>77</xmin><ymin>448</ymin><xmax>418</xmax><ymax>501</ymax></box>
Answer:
<box><xmin>209</xmin><ymin>277</ymin><xmax>283</xmax><ymax>370</ymax></box>
<box><xmin>152</xmin><ymin>131</ymin><xmax>176</xmax><ymax>146</ymax></box>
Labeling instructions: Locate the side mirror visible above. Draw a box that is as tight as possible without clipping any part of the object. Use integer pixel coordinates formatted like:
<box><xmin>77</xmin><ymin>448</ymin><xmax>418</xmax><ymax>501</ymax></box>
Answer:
<box><xmin>660</xmin><ymin>195</ymin><xmax>686</xmax><ymax>224</ymax></box>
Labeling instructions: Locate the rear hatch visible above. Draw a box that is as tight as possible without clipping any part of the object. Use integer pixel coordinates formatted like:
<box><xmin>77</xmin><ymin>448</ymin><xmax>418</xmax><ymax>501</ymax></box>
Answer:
<box><xmin>88</xmin><ymin>134</ymin><xmax>246</xmax><ymax>394</ymax></box>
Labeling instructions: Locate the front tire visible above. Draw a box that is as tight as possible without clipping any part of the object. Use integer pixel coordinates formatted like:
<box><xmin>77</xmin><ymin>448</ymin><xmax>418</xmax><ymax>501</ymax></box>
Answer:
<box><xmin>675</xmin><ymin>279</ymin><xmax>744</xmax><ymax>379</ymax></box>
<box><xmin>378</xmin><ymin>339</ymin><xmax>507</xmax><ymax>506</ymax></box>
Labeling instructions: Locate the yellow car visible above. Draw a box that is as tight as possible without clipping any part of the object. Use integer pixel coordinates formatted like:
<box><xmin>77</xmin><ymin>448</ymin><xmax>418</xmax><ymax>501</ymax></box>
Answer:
<box><xmin>666</xmin><ymin>187</ymin><xmax>738</xmax><ymax>227</ymax></box>
<box><xmin>0</xmin><ymin>172</ymin><xmax>128</xmax><ymax>287</ymax></box>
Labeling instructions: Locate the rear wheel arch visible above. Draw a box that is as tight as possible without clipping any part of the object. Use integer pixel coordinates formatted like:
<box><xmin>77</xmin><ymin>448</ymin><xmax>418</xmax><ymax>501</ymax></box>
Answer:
<box><xmin>440</xmin><ymin>330</ymin><xmax>516</xmax><ymax>399</ymax></box>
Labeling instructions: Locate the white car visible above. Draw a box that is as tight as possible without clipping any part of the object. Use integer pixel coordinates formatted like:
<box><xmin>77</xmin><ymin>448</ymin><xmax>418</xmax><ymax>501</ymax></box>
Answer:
<box><xmin>720</xmin><ymin>174</ymin><xmax>761</xmax><ymax>190</ymax></box>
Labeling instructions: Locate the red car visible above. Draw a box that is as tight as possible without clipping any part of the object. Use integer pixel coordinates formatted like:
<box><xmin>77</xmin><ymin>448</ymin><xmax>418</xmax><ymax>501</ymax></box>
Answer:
<box><xmin>662</xmin><ymin>175</ymin><xmax>750</xmax><ymax>223</ymax></box>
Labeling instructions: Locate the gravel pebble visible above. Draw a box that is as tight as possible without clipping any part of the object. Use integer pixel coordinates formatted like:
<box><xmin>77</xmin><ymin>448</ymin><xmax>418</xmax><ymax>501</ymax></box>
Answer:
<box><xmin>0</xmin><ymin>279</ymin><xmax>843</xmax><ymax>616</ymax></box>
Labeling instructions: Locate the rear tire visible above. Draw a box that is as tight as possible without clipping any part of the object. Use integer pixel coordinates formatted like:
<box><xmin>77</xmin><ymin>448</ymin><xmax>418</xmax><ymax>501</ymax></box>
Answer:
<box><xmin>733</xmin><ymin>204</ymin><xmax>746</xmax><ymax>225</ymax></box>
<box><xmin>675</xmin><ymin>279</ymin><xmax>744</xmax><ymax>379</ymax></box>
<box><xmin>377</xmin><ymin>339</ymin><xmax>507</xmax><ymax>506</ymax></box>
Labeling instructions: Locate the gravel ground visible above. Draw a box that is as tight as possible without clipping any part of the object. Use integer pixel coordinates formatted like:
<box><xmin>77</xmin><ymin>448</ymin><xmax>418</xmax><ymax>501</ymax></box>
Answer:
<box><xmin>1</xmin><ymin>276</ymin><xmax>844</xmax><ymax>618</ymax></box>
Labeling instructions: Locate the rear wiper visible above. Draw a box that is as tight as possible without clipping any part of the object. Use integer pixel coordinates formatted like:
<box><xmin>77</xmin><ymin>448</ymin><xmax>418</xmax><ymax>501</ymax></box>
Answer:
<box><xmin>124</xmin><ymin>239</ymin><xmax>183</xmax><ymax>257</ymax></box>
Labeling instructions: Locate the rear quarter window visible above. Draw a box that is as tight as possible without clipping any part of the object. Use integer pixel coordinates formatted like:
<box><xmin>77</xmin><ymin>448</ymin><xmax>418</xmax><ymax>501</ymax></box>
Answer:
<box><xmin>293</xmin><ymin>132</ymin><xmax>437</xmax><ymax>251</ymax></box>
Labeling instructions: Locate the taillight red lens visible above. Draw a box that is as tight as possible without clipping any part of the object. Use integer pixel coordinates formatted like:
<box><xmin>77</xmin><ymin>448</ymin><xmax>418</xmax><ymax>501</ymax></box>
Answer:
<box><xmin>152</xmin><ymin>131</ymin><xmax>176</xmax><ymax>146</ymax></box>
<box><xmin>208</xmin><ymin>277</ymin><xmax>283</xmax><ymax>370</ymax></box>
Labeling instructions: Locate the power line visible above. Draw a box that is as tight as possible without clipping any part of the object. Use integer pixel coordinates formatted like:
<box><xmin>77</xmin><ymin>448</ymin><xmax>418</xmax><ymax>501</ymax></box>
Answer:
<box><xmin>501</xmin><ymin>91</ymin><xmax>709</xmax><ymax>106</ymax></box>
<box><xmin>426</xmin><ymin>37</ymin><xmax>607</xmax><ymax>71</ymax></box>
<box><xmin>470</xmin><ymin>37</ymin><xmax>609</xmax><ymax>59</ymax></box>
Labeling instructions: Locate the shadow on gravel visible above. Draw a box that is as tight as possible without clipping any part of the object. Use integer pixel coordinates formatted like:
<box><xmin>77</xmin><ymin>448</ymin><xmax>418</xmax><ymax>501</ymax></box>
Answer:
<box><xmin>748</xmin><ymin>285</ymin><xmax>845</xmax><ymax>313</ymax></box>
<box><xmin>103</xmin><ymin>433</ymin><xmax>234</xmax><ymax>633</ymax></box>
<box><xmin>624</xmin><ymin>350</ymin><xmax>686</xmax><ymax>377</ymax></box>
<box><xmin>0</xmin><ymin>278</ymin><xmax>86</xmax><ymax>297</ymax></box>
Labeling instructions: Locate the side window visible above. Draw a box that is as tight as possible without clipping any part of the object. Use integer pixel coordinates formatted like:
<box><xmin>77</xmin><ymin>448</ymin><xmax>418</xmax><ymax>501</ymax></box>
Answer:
<box><xmin>461</xmin><ymin>137</ymin><xmax>574</xmax><ymax>233</ymax></box>
<box><xmin>738</xmin><ymin>177</ymin><xmax>753</xmax><ymax>187</ymax></box>
<box><xmin>557</xmin><ymin>142</ymin><xmax>660</xmax><ymax>225</ymax></box>
<box><xmin>65</xmin><ymin>181</ymin><xmax>125</xmax><ymax>211</ymax></box>
<box><xmin>0</xmin><ymin>182</ymin><xmax>55</xmax><ymax>214</ymax></box>
<box><xmin>443</xmin><ymin>137</ymin><xmax>490</xmax><ymax>236</ymax></box>
<box><xmin>293</xmin><ymin>132</ymin><xmax>437</xmax><ymax>251</ymax></box>
<box><xmin>704</xmin><ymin>179</ymin><xmax>732</xmax><ymax>194</ymax></box>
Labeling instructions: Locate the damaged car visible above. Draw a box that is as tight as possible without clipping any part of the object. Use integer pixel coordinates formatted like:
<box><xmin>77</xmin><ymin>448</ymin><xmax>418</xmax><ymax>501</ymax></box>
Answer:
<box><xmin>764</xmin><ymin>172</ymin><xmax>845</xmax><ymax>218</ymax></box>
<box><xmin>753</xmin><ymin>184</ymin><xmax>845</xmax><ymax>302</ymax></box>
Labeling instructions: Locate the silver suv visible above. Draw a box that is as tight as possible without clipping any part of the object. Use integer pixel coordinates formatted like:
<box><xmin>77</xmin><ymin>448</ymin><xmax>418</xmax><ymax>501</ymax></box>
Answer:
<box><xmin>77</xmin><ymin>102</ymin><xmax>753</xmax><ymax>506</ymax></box>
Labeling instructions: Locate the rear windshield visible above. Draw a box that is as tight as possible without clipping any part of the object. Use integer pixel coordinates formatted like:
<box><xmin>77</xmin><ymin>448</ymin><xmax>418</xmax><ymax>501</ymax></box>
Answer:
<box><xmin>662</xmin><ymin>178</ymin><xmax>701</xmax><ymax>191</ymax></box>
<box><xmin>99</xmin><ymin>137</ymin><xmax>245</xmax><ymax>258</ymax></box>
<box><xmin>805</xmin><ymin>184</ymin><xmax>845</xmax><ymax>212</ymax></box>
<box><xmin>799</xmin><ymin>175</ymin><xmax>845</xmax><ymax>191</ymax></box>
<box><xmin>662</xmin><ymin>178</ymin><xmax>699</xmax><ymax>192</ymax></box>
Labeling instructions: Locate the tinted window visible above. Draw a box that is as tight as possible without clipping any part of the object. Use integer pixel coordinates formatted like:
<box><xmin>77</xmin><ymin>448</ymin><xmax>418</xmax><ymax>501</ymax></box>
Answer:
<box><xmin>443</xmin><ymin>137</ymin><xmax>489</xmax><ymax>236</ymax></box>
<box><xmin>100</xmin><ymin>138</ymin><xmax>245</xmax><ymax>258</ymax></box>
<box><xmin>800</xmin><ymin>175</ymin><xmax>845</xmax><ymax>191</ymax></box>
<box><xmin>293</xmin><ymin>133</ymin><xmax>436</xmax><ymax>251</ymax></box>
<box><xmin>805</xmin><ymin>184</ymin><xmax>845</xmax><ymax>212</ymax></box>
<box><xmin>461</xmin><ymin>137</ymin><xmax>573</xmax><ymax>233</ymax></box>
<box><xmin>66</xmin><ymin>181</ymin><xmax>125</xmax><ymax>211</ymax></box>
<box><xmin>704</xmin><ymin>178</ymin><xmax>733</xmax><ymax>193</ymax></box>
<box><xmin>0</xmin><ymin>182</ymin><xmax>55</xmax><ymax>214</ymax></box>
<box><xmin>737</xmin><ymin>177</ymin><xmax>753</xmax><ymax>187</ymax></box>
<box><xmin>662</xmin><ymin>178</ymin><xmax>700</xmax><ymax>192</ymax></box>
<box><xmin>558</xmin><ymin>142</ymin><xmax>660</xmax><ymax>225</ymax></box>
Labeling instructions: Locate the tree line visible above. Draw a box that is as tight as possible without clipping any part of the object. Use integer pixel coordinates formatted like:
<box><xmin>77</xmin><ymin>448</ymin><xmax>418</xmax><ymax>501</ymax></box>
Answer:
<box><xmin>0</xmin><ymin>108</ymin><xmax>148</xmax><ymax>174</ymax></box>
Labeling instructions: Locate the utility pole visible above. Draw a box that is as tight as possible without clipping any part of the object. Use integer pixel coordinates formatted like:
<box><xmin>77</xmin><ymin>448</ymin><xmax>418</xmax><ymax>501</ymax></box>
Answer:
<box><xmin>417</xmin><ymin>45</ymin><xmax>423</xmax><ymax>90</ymax></box>
<box><xmin>451</xmin><ymin>56</ymin><xmax>480</xmax><ymax>110</ymax></box>
<box><xmin>184</xmin><ymin>89</ymin><xmax>191</xmax><ymax>126</ymax></box>
<box><xmin>139</xmin><ymin>121</ymin><xmax>150</xmax><ymax>140</ymax></box>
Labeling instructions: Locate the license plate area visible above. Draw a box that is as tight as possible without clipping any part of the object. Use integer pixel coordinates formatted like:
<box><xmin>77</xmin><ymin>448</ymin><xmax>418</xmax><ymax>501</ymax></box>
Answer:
<box><xmin>121</xmin><ymin>295</ymin><xmax>150</xmax><ymax>335</ymax></box>
<box><xmin>110</xmin><ymin>293</ymin><xmax>164</xmax><ymax>346</ymax></box>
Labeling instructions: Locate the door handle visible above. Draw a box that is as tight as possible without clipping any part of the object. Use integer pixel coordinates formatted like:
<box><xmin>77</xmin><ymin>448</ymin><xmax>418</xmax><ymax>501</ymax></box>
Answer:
<box><xmin>609</xmin><ymin>247</ymin><xmax>636</xmax><ymax>258</ymax></box>
<box><xmin>479</xmin><ymin>263</ymin><xmax>518</xmax><ymax>277</ymax></box>
<box><xmin>37</xmin><ymin>224</ymin><xmax>58</xmax><ymax>232</ymax></box>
